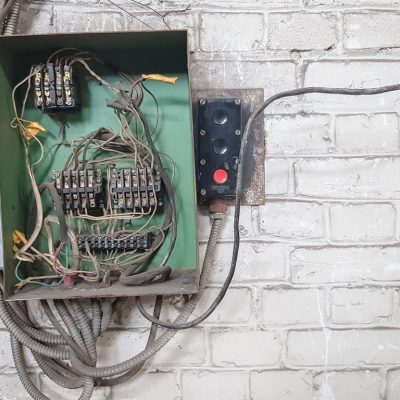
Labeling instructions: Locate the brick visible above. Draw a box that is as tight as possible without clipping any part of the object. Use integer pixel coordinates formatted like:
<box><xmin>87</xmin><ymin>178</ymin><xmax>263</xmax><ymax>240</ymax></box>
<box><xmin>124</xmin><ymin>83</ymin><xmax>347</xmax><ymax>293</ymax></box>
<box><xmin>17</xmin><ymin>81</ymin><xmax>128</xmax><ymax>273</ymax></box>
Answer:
<box><xmin>190</xmin><ymin>61</ymin><xmax>296</xmax><ymax>92</ymax></box>
<box><xmin>97</xmin><ymin>330</ymin><xmax>147</xmax><ymax>367</ymax></box>
<box><xmin>250</xmin><ymin>370</ymin><xmax>313</xmax><ymax>400</ymax></box>
<box><xmin>198</xmin><ymin>206</ymin><xmax>257</xmax><ymax>241</ymax></box>
<box><xmin>330</xmin><ymin>288</ymin><xmax>393</xmax><ymax>324</ymax></box>
<box><xmin>0</xmin><ymin>331</ymin><xmax>12</xmax><ymax>368</ymax></box>
<box><xmin>181</xmin><ymin>370</ymin><xmax>248</xmax><ymax>400</ymax></box>
<box><xmin>97</xmin><ymin>328</ymin><xmax>205</xmax><ymax>367</ymax></box>
<box><xmin>200</xmin><ymin>13</ymin><xmax>264</xmax><ymax>52</ymax></box>
<box><xmin>269</xmin><ymin>12</ymin><xmax>337</xmax><ymax>50</ymax></box>
<box><xmin>344</xmin><ymin>13</ymin><xmax>400</xmax><ymax>49</ymax></box>
<box><xmin>387</xmin><ymin>369</ymin><xmax>400</xmax><ymax>400</ymax></box>
<box><xmin>287</xmin><ymin>329</ymin><xmax>400</xmax><ymax>366</ymax></box>
<box><xmin>262</xmin><ymin>289</ymin><xmax>325</xmax><ymax>326</ymax></box>
<box><xmin>150</xmin><ymin>328</ymin><xmax>205</xmax><ymax>366</ymax></box>
<box><xmin>196</xmin><ymin>287</ymin><xmax>253</xmax><ymax>324</ymax></box>
<box><xmin>335</xmin><ymin>113</ymin><xmax>399</xmax><ymax>153</ymax></box>
<box><xmin>266</xmin><ymin>114</ymin><xmax>332</xmax><ymax>155</ymax></box>
<box><xmin>18</xmin><ymin>5</ymin><xmax>56</xmax><ymax>34</ymax></box>
<box><xmin>330</xmin><ymin>204</ymin><xmax>395</xmax><ymax>242</ymax></box>
<box><xmin>40</xmin><ymin>376</ymin><xmax>111</xmax><ymax>400</ymax></box>
<box><xmin>111</xmin><ymin>371</ymin><xmax>177</xmax><ymax>400</ymax></box>
<box><xmin>265</xmin><ymin>159</ymin><xmax>290</xmax><ymax>195</ymax></box>
<box><xmin>55</xmin><ymin>10</ymin><xmax>126</xmax><ymax>32</ymax></box>
<box><xmin>314</xmin><ymin>370</ymin><xmax>382</xmax><ymax>400</ymax></box>
<box><xmin>0</xmin><ymin>374</ymin><xmax>39</xmax><ymax>400</ymax></box>
<box><xmin>305</xmin><ymin>61</ymin><xmax>400</xmax><ymax>88</ymax></box>
<box><xmin>210</xmin><ymin>329</ymin><xmax>281</xmax><ymax>366</ymax></box>
<box><xmin>291</xmin><ymin>247</ymin><xmax>400</xmax><ymax>284</ymax></box>
<box><xmin>259</xmin><ymin>202</ymin><xmax>324</xmax><ymax>239</ymax></box>
<box><xmin>303</xmin><ymin>62</ymin><xmax>400</xmax><ymax>113</ymax></box>
<box><xmin>295</xmin><ymin>158</ymin><xmax>400</xmax><ymax>198</ymax></box>
<box><xmin>199</xmin><ymin>242</ymin><xmax>287</xmax><ymax>283</ymax></box>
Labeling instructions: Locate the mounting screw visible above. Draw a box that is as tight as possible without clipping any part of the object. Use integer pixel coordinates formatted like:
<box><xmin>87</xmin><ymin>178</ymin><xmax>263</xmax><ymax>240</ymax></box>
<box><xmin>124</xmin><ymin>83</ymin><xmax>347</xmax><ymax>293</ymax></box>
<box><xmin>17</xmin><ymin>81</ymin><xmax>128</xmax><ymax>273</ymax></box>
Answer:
<box><xmin>235</xmin><ymin>129</ymin><xmax>241</xmax><ymax>136</ymax></box>
<box><xmin>200</xmin><ymin>129</ymin><xmax>206</xmax><ymax>136</ymax></box>
<box><xmin>200</xmin><ymin>189</ymin><xmax>207</xmax><ymax>196</ymax></box>
<box><xmin>235</xmin><ymin>99</ymin><xmax>241</xmax><ymax>105</ymax></box>
<box><xmin>200</xmin><ymin>99</ymin><xmax>206</xmax><ymax>105</ymax></box>
<box><xmin>200</xmin><ymin>159</ymin><xmax>206</xmax><ymax>166</ymax></box>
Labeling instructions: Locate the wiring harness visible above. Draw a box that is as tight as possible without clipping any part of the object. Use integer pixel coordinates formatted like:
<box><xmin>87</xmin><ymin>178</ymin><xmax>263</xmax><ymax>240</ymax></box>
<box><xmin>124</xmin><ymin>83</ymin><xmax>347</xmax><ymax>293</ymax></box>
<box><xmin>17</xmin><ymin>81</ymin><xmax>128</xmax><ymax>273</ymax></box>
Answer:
<box><xmin>11</xmin><ymin>49</ymin><xmax>176</xmax><ymax>289</ymax></box>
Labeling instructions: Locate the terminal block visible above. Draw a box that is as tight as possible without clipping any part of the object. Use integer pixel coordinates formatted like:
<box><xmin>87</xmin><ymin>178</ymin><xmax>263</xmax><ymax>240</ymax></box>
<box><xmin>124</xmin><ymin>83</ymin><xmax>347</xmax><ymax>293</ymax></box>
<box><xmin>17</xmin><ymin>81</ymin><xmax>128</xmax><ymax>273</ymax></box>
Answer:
<box><xmin>52</xmin><ymin>169</ymin><xmax>103</xmax><ymax>213</ymax></box>
<box><xmin>34</xmin><ymin>63</ymin><xmax>79</xmax><ymax>112</ymax></box>
<box><xmin>76</xmin><ymin>233</ymin><xmax>152</xmax><ymax>252</ymax></box>
<box><xmin>110</xmin><ymin>168</ymin><xmax>162</xmax><ymax>211</ymax></box>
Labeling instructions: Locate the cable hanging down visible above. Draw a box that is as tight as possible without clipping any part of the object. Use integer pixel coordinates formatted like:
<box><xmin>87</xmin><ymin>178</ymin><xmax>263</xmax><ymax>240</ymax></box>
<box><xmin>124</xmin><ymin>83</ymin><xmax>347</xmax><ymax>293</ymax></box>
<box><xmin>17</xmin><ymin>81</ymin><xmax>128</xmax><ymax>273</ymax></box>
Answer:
<box><xmin>135</xmin><ymin>83</ymin><xmax>400</xmax><ymax>330</ymax></box>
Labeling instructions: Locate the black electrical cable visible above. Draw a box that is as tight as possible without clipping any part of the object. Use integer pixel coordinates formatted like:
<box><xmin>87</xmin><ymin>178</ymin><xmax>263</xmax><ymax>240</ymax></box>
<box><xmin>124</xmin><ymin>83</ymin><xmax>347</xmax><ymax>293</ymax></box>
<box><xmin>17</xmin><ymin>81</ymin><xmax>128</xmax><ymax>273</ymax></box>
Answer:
<box><xmin>39</xmin><ymin>182</ymin><xmax>68</xmax><ymax>244</ymax></box>
<box><xmin>136</xmin><ymin>83</ymin><xmax>400</xmax><ymax>329</ymax></box>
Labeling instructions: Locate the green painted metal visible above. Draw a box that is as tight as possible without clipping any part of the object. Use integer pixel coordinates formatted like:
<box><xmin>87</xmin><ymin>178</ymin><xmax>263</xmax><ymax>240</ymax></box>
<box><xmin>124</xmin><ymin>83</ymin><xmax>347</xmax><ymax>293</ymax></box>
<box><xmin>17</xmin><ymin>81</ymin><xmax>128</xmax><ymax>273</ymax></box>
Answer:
<box><xmin>0</xmin><ymin>31</ymin><xmax>198</xmax><ymax>299</ymax></box>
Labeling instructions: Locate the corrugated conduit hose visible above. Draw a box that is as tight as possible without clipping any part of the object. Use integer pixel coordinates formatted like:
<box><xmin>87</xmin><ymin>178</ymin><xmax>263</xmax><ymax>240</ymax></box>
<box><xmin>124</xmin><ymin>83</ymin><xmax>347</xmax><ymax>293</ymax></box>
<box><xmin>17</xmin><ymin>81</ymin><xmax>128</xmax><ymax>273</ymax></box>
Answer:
<box><xmin>0</xmin><ymin>211</ymin><xmax>225</xmax><ymax>395</ymax></box>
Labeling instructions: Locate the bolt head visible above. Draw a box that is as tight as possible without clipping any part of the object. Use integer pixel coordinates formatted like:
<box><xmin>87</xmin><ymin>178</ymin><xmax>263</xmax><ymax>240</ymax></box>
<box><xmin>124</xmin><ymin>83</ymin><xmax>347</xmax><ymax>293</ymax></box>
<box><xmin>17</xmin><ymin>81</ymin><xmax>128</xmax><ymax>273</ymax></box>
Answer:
<box><xmin>200</xmin><ymin>189</ymin><xmax>207</xmax><ymax>196</ymax></box>
<box><xmin>200</xmin><ymin>159</ymin><xmax>206</xmax><ymax>166</ymax></box>
<box><xmin>235</xmin><ymin>99</ymin><xmax>241</xmax><ymax>105</ymax></box>
<box><xmin>200</xmin><ymin>129</ymin><xmax>206</xmax><ymax>136</ymax></box>
<box><xmin>235</xmin><ymin>129</ymin><xmax>241</xmax><ymax>136</ymax></box>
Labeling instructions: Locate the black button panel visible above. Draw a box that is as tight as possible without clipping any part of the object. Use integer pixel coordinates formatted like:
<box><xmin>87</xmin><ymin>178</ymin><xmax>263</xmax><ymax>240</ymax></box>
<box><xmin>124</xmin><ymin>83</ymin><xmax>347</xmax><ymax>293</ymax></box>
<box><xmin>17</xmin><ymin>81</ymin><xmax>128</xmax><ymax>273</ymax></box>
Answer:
<box><xmin>195</xmin><ymin>98</ymin><xmax>242</xmax><ymax>206</ymax></box>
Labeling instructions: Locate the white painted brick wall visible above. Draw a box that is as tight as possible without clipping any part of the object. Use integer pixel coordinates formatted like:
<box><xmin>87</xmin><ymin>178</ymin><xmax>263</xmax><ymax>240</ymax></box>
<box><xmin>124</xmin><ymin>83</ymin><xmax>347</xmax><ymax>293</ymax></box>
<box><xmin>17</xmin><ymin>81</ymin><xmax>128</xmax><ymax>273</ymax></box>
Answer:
<box><xmin>4</xmin><ymin>1</ymin><xmax>400</xmax><ymax>399</ymax></box>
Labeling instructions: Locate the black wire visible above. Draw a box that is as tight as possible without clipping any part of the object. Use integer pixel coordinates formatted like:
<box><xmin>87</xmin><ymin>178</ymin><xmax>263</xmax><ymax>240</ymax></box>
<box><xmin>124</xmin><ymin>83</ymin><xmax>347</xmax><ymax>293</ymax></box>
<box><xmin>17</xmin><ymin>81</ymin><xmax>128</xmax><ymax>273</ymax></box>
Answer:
<box><xmin>39</xmin><ymin>182</ymin><xmax>68</xmax><ymax>244</ymax></box>
<box><xmin>136</xmin><ymin>83</ymin><xmax>400</xmax><ymax>329</ymax></box>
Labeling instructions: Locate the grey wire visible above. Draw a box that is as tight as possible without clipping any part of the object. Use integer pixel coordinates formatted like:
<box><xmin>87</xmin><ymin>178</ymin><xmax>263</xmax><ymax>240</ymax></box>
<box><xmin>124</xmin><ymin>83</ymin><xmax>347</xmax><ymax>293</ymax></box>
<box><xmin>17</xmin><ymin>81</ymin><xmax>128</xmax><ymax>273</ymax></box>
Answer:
<box><xmin>104</xmin><ymin>0</ymin><xmax>155</xmax><ymax>30</ymax></box>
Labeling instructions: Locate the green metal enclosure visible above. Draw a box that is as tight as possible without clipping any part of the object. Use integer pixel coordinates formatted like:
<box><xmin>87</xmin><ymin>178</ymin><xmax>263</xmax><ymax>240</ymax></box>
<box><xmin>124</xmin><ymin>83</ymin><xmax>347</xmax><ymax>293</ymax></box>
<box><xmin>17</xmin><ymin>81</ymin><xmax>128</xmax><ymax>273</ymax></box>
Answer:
<box><xmin>0</xmin><ymin>31</ymin><xmax>199</xmax><ymax>300</ymax></box>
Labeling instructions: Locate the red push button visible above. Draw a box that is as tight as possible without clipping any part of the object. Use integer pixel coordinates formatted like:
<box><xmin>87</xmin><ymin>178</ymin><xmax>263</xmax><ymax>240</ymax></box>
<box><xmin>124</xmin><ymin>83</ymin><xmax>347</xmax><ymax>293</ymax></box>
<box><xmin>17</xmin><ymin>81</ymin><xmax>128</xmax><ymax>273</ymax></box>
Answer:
<box><xmin>213</xmin><ymin>169</ymin><xmax>228</xmax><ymax>185</ymax></box>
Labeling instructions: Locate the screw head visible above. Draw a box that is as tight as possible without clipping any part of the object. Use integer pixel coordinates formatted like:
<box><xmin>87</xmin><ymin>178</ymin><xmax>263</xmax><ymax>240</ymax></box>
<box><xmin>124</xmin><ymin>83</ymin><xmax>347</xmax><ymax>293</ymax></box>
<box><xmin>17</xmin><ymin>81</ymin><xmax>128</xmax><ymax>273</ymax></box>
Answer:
<box><xmin>235</xmin><ymin>129</ymin><xmax>241</xmax><ymax>136</ymax></box>
<box><xmin>200</xmin><ymin>99</ymin><xmax>206</xmax><ymax>105</ymax></box>
<box><xmin>200</xmin><ymin>129</ymin><xmax>206</xmax><ymax>136</ymax></box>
<box><xmin>200</xmin><ymin>159</ymin><xmax>206</xmax><ymax>166</ymax></box>
<box><xmin>200</xmin><ymin>189</ymin><xmax>207</xmax><ymax>196</ymax></box>
<box><xmin>235</xmin><ymin>99</ymin><xmax>241</xmax><ymax>105</ymax></box>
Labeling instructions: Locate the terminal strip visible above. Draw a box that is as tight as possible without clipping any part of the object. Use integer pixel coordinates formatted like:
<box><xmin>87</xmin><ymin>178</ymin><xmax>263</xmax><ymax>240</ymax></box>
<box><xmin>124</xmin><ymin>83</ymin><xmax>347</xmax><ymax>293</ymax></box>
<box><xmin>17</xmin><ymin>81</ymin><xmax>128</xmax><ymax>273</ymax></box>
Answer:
<box><xmin>76</xmin><ymin>233</ymin><xmax>152</xmax><ymax>251</ymax></box>
<box><xmin>52</xmin><ymin>169</ymin><xmax>103</xmax><ymax>213</ymax></box>
<box><xmin>110</xmin><ymin>168</ymin><xmax>162</xmax><ymax>211</ymax></box>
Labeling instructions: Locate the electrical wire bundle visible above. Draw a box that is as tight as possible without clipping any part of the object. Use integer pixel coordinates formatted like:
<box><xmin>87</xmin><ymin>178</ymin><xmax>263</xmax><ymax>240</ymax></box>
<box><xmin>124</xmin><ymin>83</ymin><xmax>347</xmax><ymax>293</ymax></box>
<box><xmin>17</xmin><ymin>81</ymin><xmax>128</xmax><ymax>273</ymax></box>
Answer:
<box><xmin>11</xmin><ymin>49</ymin><xmax>176</xmax><ymax>289</ymax></box>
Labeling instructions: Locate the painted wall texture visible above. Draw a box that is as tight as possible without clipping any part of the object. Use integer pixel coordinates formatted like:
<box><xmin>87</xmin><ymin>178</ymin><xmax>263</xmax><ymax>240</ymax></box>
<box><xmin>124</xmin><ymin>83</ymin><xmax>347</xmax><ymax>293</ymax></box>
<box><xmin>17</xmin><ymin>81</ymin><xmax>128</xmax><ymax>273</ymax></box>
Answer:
<box><xmin>2</xmin><ymin>0</ymin><xmax>400</xmax><ymax>399</ymax></box>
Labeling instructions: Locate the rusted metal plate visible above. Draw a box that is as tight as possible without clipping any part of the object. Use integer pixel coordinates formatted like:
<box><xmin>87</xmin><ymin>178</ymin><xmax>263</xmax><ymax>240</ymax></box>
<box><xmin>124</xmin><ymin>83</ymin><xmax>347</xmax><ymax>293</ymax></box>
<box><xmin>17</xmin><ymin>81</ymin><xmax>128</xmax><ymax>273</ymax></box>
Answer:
<box><xmin>192</xmin><ymin>89</ymin><xmax>265</xmax><ymax>206</ymax></box>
